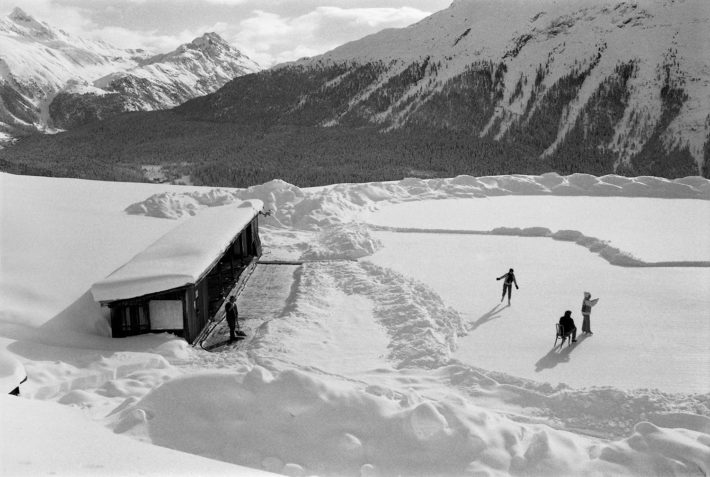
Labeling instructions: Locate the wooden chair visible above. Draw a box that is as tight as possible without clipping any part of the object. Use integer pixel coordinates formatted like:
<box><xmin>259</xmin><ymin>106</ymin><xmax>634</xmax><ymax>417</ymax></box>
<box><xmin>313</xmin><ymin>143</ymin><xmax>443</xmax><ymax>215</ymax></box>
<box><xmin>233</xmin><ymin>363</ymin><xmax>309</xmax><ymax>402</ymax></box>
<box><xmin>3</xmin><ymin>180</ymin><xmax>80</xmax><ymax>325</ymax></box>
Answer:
<box><xmin>555</xmin><ymin>323</ymin><xmax>573</xmax><ymax>347</ymax></box>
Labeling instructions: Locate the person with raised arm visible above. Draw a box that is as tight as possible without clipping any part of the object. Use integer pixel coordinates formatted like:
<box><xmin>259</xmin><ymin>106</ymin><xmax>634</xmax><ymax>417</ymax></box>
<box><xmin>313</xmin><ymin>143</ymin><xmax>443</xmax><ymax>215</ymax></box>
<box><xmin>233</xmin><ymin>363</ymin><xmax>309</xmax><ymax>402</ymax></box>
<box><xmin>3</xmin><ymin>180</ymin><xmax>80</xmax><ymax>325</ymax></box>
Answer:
<box><xmin>496</xmin><ymin>268</ymin><xmax>519</xmax><ymax>305</ymax></box>
<box><xmin>581</xmin><ymin>291</ymin><xmax>599</xmax><ymax>334</ymax></box>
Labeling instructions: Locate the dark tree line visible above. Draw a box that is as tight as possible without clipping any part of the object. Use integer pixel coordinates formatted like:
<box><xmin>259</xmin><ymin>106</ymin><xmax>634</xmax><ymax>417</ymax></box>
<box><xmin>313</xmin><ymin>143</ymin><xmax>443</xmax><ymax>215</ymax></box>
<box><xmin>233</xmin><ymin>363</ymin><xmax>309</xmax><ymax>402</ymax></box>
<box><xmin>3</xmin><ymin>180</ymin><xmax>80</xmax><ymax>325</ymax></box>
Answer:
<box><xmin>1</xmin><ymin>57</ymin><xmax>705</xmax><ymax>187</ymax></box>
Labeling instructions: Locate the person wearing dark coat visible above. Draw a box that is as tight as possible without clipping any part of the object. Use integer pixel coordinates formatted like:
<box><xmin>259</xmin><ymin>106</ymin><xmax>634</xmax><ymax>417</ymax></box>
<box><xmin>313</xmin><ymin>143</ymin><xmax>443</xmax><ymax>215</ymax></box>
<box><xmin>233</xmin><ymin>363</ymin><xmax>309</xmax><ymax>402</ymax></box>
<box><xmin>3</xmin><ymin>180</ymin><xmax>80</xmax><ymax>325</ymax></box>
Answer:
<box><xmin>496</xmin><ymin>268</ymin><xmax>519</xmax><ymax>305</ymax></box>
<box><xmin>559</xmin><ymin>310</ymin><xmax>577</xmax><ymax>342</ymax></box>
<box><xmin>225</xmin><ymin>295</ymin><xmax>239</xmax><ymax>341</ymax></box>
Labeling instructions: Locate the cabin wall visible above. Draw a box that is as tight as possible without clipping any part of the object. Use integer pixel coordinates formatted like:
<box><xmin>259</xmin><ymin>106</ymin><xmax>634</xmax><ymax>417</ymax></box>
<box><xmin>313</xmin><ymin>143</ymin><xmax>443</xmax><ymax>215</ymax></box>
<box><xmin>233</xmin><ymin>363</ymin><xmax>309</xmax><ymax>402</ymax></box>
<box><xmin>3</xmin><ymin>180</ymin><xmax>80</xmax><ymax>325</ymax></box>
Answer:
<box><xmin>184</xmin><ymin>286</ymin><xmax>199</xmax><ymax>343</ymax></box>
<box><xmin>108</xmin><ymin>289</ymin><xmax>183</xmax><ymax>338</ymax></box>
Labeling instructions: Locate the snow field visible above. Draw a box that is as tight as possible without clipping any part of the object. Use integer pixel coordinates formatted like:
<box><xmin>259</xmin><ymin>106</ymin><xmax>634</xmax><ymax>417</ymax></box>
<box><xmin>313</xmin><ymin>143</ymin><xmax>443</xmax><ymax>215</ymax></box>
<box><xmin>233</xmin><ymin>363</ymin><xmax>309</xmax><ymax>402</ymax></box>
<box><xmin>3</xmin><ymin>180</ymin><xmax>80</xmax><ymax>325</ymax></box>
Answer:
<box><xmin>366</xmin><ymin>231</ymin><xmax>710</xmax><ymax>393</ymax></box>
<box><xmin>2</xmin><ymin>172</ymin><xmax>710</xmax><ymax>476</ymax></box>
<box><xmin>363</xmin><ymin>196</ymin><xmax>710</xmax><ymax>263</ymax></box>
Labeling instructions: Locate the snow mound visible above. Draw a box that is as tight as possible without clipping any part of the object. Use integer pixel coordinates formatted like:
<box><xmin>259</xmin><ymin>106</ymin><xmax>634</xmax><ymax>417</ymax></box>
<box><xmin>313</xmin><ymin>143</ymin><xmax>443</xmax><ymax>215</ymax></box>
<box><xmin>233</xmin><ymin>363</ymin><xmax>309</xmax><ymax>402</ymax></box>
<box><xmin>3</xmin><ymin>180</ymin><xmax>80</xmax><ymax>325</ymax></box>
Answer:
<box><xmin>23</xmin><ymin>350</ymin><xmax>172</xmax><ymax>400</ymax></box>
<box><xmin>124</xmin><ymin>174</ymin><xmax>710</xmax><ymax>229</ymax></box>
<box><xmin>491</xmin><ymin>227</ymin><xmax>646</xmax><ymax>267</ymax></box>
<box><xmin>433</xmin><ymin>362</ymin><xmax>710</xmax><ymax>439</ymax></box>
<box><xmin>124</xmin><ymin>188</ymin><xmax>238</xmax><ymax>219</ymax></box>
<box><xmin>109</xmin><ymin>366</ymin><xmax>710</xmax><ymax>477</ymax></box>
<box><xmin>301</xmin><ymin>224</ymin><xmax>382</xmax><ymax>260</ymax></box>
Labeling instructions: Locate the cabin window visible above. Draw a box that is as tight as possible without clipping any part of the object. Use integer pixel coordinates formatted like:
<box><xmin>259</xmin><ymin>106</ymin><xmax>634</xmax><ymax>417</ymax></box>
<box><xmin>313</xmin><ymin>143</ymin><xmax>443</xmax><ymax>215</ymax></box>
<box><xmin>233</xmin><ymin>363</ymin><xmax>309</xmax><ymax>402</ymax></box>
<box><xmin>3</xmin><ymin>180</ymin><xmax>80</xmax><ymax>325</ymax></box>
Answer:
<box><xmin>118</xmin><ymin>305</ymin><xmax>149</xmax><ymax>334</ymax></box>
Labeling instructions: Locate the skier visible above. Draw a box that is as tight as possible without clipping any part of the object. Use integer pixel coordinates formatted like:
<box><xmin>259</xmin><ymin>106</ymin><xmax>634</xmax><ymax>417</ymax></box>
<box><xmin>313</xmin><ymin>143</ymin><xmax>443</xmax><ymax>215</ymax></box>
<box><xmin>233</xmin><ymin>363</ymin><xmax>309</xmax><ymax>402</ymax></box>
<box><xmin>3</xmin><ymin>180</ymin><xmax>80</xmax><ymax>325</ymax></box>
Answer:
<box><xmin>581</xmin><ymin>291</ymin><xmax>599</xmax><ymax>334</ymax></box>
<box><xmin>559</xmin><ymin>310</ymin><xmax>577</xmax><ymax>343</ymax></box>
<box><xmin>496</xmin><ymin>268</ymin><xmax>519</xmax><ymax>305</ymax></box>
<box><xmin>225</xmin><ymin>295</ymin><xmax>239</xmax><ymax>342</ymax></box>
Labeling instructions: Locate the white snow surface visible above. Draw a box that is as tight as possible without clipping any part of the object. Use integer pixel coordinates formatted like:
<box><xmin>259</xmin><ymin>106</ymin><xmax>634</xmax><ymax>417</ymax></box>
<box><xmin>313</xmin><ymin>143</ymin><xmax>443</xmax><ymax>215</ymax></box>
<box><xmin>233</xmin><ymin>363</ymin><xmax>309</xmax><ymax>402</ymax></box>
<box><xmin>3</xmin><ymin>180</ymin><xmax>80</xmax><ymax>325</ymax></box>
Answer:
<box><xmin>0</xmin><ymin>349</ymin><xmax>25</xmax><ymax>393</ymax></box>
<box><xmin>1</xmin><ymin>171</ymin><xmax>710</xmax><ymax>477</ymax></box>
<box><xmin>91</xmin><ymin>200</ymin><xmax>262</xmax><ymax>303</ymax></box>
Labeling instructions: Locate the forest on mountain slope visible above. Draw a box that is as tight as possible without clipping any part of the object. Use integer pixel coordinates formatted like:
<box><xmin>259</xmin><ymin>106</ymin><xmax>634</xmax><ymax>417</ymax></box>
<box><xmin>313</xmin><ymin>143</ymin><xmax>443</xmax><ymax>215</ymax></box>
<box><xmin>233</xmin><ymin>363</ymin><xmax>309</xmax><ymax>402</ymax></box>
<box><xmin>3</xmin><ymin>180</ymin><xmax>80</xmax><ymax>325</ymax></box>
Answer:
<box><xmin>0</xmin><ymin>60</ymin><xmax>704</xmax><ymax>187</ymax></box>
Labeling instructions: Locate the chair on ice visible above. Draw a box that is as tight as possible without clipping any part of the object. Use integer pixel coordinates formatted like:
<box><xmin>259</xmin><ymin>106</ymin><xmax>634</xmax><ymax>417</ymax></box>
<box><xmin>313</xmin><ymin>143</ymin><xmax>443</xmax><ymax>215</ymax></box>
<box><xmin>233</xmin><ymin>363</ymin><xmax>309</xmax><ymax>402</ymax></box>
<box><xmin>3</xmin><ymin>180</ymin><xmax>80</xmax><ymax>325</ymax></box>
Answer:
<box><xmin>555</xmin><ymin>323</ymin><xmax>574</xmax><ymax>347</ymax></box>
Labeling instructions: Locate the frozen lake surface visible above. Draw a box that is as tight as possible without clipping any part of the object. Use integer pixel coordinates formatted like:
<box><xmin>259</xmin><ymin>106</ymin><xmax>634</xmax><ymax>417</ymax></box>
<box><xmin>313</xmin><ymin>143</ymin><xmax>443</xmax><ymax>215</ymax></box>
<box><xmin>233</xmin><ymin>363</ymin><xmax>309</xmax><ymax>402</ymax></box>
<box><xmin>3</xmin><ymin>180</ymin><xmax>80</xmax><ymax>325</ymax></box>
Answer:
<box><xmin>364</xmin><ymin>196</ymin><xmax>710</xmax><ymax>263</ymax></box>
<box><xmin>364</xmin><ymin>197</ymin><xmax>710</xmax><ymax>393</ymax></box>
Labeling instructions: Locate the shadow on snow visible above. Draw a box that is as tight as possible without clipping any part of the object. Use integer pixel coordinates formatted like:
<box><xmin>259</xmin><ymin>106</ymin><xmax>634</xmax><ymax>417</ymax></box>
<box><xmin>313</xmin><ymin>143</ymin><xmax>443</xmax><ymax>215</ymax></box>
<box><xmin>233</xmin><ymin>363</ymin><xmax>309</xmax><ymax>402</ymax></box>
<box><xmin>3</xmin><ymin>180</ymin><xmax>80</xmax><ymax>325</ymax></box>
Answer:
<box><xmin>468</xmin><ymin>303</ymin><xmax>509</xmax><ymax>331</ymax></box>
<box><xmin>534</xmin><ymin>333</ymin><xmax>590</xmax><ymax>372</ymax></box>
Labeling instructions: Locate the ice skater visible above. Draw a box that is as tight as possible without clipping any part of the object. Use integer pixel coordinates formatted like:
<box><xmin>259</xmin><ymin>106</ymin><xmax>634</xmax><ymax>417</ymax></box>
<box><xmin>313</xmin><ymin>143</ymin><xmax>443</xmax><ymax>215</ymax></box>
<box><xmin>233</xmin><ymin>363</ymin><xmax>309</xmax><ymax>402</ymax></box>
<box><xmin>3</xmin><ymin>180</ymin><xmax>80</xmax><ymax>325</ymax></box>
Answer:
<box><xmin>496</xmin><ymin>268</ymin><xmax>519</xmax><ymax>305</ymax></box>
<box><xmin>581</xmin><ymin>291</ymin><xmax>599</xmax><ymax>334</ymax></box>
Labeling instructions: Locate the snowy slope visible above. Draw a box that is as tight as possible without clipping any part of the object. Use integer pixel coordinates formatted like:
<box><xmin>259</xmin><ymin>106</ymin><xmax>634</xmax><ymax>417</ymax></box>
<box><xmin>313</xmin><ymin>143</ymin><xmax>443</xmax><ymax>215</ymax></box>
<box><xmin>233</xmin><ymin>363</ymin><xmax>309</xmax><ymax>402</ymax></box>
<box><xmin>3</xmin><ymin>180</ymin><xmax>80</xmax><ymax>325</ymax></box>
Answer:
<box><xmin>0</xmin><ymin>8</ymin><xmax>259</xmax><ymax>135</ymax></box>
<box><xmin>185</xmin><ymin>0</ymin><xmax>700</xmax><ymax>177</ymax></box>
<box><xmin>312</xmin><ymin>0</ymin><xmax>710</xmax><ymax>167</ymax></box>
<box><xmin>1</xmin><ymin>171</ymin><xmax>709</xmax><ymax>476</ymax></box>
<box><xmin>86</xmin><ymin>32</ymin><xmax>260</xmax><ymax>114</ymax></box>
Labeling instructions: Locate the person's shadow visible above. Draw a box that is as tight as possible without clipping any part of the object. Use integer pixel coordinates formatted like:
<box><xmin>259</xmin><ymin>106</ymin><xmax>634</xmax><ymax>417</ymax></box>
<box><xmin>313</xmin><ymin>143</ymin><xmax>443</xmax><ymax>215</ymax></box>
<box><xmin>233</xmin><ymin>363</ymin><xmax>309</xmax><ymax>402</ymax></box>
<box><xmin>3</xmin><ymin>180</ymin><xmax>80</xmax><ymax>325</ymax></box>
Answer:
<box><xmin>534</xmin><ymin>333</ymin><xmax>589</xmax><ymax>372</ymax></box>
<box><xmin>468</xmin><ymin>303</ymin><xmax>508</xmax><ymax>331</ymax></box>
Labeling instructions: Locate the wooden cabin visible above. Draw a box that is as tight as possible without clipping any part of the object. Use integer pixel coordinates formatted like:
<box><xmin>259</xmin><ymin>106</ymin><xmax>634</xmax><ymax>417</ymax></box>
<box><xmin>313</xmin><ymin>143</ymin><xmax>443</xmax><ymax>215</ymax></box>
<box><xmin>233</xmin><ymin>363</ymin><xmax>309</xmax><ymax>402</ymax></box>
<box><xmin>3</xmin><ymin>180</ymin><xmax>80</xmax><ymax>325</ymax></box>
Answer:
<box><xmin>91</xmin><ymin>201</ymin><xmax>263</xmax><ymax>344</ymax></box>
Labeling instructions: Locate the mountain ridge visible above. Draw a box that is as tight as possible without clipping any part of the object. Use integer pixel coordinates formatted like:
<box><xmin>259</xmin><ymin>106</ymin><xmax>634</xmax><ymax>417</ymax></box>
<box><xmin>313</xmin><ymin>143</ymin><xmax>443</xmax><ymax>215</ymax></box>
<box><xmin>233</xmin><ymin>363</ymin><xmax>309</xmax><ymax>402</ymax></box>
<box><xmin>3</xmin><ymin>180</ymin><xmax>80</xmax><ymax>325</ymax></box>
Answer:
<box><xmin>0</xmin><ymin>8</ymin><xmax>259</xmax><ymax>136</ymax></box>
<box><xmin>1</xmin><ymin>0</ymin><xmax>707</xmax><ymax>184</ymax></box>
<box><xmin>255</xmin><ymin>0</ymin><xmax>709</xmax><ymax>173</ymax></box>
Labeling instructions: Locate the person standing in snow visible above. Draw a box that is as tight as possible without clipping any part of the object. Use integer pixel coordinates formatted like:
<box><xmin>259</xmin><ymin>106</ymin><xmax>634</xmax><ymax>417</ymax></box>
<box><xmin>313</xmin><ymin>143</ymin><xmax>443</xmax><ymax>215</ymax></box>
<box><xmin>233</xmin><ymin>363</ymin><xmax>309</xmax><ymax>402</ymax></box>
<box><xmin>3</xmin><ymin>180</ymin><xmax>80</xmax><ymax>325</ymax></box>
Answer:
<box><xmin>496</xmin><ymin>268</ymin><xmax>519</xmax><ymax>305</ymax></box>
<box><xmin>225</xmin><ymin>295</ymin><xmax>239</xmax><ymax>342</ymax></box>
<box><xmin>559</xmin><ymin>310</ymin><xmax>577</xmax><ymax>343</ymax></box>
<box><xmin>581</xmin><ymin>291</ymin><xmax>599</xmax><ymax>334</ymax></box>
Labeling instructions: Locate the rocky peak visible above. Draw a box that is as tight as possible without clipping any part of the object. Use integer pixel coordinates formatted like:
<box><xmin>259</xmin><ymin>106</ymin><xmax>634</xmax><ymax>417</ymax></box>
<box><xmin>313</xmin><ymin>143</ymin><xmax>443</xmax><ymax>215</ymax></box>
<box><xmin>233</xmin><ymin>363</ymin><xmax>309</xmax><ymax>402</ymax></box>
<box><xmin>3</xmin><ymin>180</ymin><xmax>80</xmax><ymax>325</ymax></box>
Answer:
<box><xmin>9</xmin><ymin>7</ymin><xmax>32</xmax><ymax>22</ymax></box>
<box><xmin>182</xmin><ymin>32</ymin><xmax>240</xmax><ymax>59</ymax></box>
<box><xmin>6</xmin><ymin>6</ymin><xmax>56</xmax><ymax>40</ymax></box>
<box><xmin>191</xmin><ymin>32</ymin><xmax>230</xmax><ymax>49</ymax></box>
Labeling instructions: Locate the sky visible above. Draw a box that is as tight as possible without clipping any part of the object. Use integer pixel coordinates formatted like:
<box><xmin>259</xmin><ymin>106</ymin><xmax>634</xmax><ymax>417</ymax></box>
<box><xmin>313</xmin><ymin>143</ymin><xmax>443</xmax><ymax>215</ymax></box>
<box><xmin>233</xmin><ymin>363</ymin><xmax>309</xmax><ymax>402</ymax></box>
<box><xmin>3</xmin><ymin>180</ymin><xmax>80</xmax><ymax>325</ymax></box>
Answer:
<box><xmin>3</xmin><ymin>0</ymin><xmax>452</xmax><ymax>66</ymax></box>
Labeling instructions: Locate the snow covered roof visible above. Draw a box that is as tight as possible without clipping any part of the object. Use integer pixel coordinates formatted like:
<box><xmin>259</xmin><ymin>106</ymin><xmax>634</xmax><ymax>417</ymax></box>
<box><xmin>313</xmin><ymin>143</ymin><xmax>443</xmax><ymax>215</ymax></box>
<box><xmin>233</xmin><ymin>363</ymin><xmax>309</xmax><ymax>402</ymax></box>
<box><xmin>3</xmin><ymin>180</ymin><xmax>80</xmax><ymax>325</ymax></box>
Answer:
<box><xmin>91</xmin><ymin>201</ymin><xmax>263</xmax><ymax>303</ymax></box>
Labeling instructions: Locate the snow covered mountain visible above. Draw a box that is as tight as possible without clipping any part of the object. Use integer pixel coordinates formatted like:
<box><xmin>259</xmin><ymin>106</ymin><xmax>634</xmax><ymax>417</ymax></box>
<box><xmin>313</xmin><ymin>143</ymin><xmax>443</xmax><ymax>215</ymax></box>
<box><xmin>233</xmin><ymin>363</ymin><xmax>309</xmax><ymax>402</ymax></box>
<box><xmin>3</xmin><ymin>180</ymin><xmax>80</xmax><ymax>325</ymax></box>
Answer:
<box><xmin>182</xmin><ymin>0</ymin><xmax>709</xmax><ymax>177</ymax></box>
<box><xmin>0</xmin><ymin>8</ymin><xmax>259</xmax><ymax>135</ymax></box>
<box><xmin>1</xmin><ymin>0</ymin><xmax>707</xmax><ymax>182</ymax></box>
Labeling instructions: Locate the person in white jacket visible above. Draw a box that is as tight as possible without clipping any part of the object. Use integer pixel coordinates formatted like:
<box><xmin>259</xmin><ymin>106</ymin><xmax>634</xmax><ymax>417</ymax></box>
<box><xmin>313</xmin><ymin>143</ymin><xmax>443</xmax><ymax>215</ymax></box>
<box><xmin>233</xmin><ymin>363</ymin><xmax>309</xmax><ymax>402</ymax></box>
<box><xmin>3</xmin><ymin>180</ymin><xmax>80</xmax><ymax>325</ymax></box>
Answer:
<box><xmin>581</xmin><ymin>291</ymin><xmax>599</xmax><ymax>334</ymax></box>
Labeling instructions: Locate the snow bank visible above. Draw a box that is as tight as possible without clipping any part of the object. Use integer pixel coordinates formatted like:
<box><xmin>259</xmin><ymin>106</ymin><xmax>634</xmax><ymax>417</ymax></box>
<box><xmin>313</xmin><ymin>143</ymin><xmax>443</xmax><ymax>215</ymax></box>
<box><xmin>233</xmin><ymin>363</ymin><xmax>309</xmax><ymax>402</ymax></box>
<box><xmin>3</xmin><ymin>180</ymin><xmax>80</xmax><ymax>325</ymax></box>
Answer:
<box><xmin>123</xmin><ymin>174</ymin><xmax>710</xmax><ymax>227</ymax></box>
<box><xmin>301</xmin><ymin>224</ymin><xmax>382</xmax><ymax>260</ymax></box>
<box><xmin>109</xmin><ymin>366</ymin><xmax>710</xmax><ymax>477</ymax></box>
<box><xmin>124</xmin><ymin>188</ymin><xmax>241</xmax><ymax>219</ymax></box>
